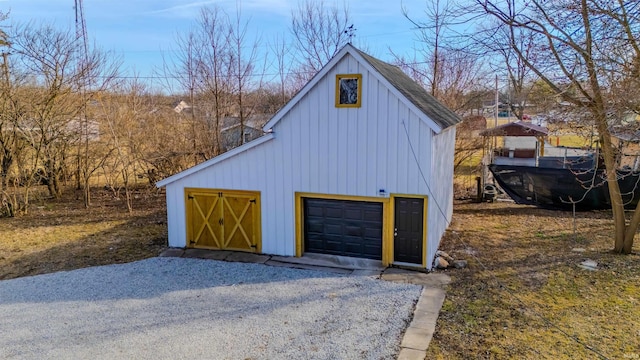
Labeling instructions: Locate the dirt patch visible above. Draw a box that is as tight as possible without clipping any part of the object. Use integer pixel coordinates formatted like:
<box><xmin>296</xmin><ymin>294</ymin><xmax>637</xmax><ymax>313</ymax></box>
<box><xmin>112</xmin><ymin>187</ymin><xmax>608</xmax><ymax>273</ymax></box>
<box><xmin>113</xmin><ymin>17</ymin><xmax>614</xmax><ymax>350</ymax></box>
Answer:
<box><xmin>427</xmin><ymin>200</ymin><xmax>640</xmax><ymax>359</ymax></box>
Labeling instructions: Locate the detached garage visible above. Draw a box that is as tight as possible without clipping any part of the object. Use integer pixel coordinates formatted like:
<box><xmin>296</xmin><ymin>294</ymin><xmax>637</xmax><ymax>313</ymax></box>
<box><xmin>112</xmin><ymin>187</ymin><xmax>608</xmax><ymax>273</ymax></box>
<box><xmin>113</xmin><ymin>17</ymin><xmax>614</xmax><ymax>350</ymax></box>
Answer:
<box><xmin>156</xmin><ymin>44</ymin><xmax>461</xmax><ymax>270</ymax></box>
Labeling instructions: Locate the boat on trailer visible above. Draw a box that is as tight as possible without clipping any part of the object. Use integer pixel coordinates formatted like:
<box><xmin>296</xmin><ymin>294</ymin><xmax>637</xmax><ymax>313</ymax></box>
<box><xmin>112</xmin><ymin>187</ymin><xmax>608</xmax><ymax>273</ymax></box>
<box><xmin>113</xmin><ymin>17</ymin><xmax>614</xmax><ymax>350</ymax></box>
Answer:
<box><xmin>481</xmin><ymin>121</ymin><xmax>640</xmax><ymax>211</ymax></box>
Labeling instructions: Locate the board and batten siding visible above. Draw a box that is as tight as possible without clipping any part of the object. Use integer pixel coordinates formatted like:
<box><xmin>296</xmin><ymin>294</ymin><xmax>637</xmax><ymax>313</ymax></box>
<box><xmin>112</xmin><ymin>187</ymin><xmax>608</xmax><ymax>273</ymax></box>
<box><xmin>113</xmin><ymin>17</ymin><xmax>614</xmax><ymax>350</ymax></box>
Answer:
<box><xmin>165</xmin><ymin>53</ymin><xmax>448</xmax><ymax>266</ymax></box>
<box><xmin>427</xmin><ymin>125</ymin><xmax>456</xmax><ymax>267</ymax></box>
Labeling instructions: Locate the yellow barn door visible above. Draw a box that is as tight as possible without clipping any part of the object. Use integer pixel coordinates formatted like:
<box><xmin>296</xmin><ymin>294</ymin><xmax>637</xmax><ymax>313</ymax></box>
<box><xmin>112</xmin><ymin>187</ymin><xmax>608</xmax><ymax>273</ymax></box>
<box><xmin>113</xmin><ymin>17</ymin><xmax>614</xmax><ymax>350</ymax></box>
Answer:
<box><xmin>185</xmin><ymin>189</ymin><xmax>261</xmax><ymax>253</ymax></box>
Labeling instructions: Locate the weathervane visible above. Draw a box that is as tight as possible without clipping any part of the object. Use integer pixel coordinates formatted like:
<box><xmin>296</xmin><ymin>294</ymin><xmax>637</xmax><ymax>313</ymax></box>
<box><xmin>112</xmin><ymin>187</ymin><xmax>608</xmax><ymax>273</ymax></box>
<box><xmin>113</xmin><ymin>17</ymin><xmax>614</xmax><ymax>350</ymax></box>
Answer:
<box><xmin>344</xmin><ymin>24</ymin><xmax>356</xmax><ymax>44</ymax></box>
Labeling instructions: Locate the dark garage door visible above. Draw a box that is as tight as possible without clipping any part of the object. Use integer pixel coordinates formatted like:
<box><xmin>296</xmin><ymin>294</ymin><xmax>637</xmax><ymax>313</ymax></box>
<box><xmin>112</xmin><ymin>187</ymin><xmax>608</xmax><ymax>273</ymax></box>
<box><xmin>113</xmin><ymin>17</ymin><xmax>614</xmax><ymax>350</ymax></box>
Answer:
<box><xmin>303</xmin><ymin>198</ymin><xmax>383</xmax><ymax>260</ymax></box>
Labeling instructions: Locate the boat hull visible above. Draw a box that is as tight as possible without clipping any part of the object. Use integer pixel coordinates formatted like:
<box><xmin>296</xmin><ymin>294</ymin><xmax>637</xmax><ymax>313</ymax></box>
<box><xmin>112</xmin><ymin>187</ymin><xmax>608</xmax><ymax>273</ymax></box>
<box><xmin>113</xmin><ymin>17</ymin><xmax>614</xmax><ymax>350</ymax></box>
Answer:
<box><xmin>488</xmin><ymin>164</ymin><xmax>640</xmax><ymax>210</ymax></box>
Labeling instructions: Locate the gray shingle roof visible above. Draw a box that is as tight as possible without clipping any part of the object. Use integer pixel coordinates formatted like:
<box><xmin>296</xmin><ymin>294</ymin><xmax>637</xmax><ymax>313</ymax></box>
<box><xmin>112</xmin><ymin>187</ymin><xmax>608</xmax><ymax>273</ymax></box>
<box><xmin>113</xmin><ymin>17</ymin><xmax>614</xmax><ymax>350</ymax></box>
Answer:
<box><xmin>355</xmin><ymin>48</ymin><xmax>462</xmax><ymax>129</ymax></box>
<box><xmin>479</xmin><ymin>121</ymin><xmax>548</xmax><ymax>137</ymax></box>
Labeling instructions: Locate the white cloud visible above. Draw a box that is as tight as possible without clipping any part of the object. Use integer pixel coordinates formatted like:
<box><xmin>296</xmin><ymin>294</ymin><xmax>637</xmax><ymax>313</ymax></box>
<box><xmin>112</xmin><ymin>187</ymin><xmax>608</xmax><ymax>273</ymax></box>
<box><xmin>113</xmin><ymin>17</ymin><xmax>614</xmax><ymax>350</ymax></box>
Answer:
<box><xmin>148</xmin><ymin>1</ymin><xmax>220</xmax><ymax>17</ymax></box>
<box><xmin>242</xmin><ymin>0</ymin><xmax>290</xmax><ymax>16</ymax></box>
<box><xmin>148</xmin><ymin>0</ymin><xmax>291</xmax><ymax>18</ymax></box>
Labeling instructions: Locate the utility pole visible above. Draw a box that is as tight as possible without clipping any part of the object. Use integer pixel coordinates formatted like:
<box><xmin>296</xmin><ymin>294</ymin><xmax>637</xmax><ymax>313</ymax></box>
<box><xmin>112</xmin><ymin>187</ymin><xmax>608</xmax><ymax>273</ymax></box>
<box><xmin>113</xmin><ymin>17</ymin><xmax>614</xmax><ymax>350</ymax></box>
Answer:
<box><xmin>494</xmin><ymin>74</ymin><xmax>499</xmax><ymax>128</ymax></box>
<box><xmin>1</xmin><ymin>52</ymin><xmax>9</xmax><ymax>84</ymax></box>
<box><xmin>0</xmin><ymin>51</ymin><xmax>9</xmax><ymax>193</ymax></box>
<box><xmin>75</xmin><ymin>0</ymin><xmax>91</xmax><ymax>206</ymax></box>
<box><xmin>75</xmin><ymin>0</ymin><xmax>88</xmax><ymax>60</ymax></box>
<box><xmin>493</xmin><ymin>74</ymin><xmax>498</xmax><ymax>161</ymax></box>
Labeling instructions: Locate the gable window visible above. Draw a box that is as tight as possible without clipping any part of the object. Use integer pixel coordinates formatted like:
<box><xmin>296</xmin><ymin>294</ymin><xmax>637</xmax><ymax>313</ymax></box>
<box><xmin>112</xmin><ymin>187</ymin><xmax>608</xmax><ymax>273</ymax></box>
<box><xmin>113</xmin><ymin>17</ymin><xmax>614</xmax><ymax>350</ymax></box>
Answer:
<box><xmin>335</xmin><ymin>74</ymin><xmax>362</xmax><ymax>108</ymax></box>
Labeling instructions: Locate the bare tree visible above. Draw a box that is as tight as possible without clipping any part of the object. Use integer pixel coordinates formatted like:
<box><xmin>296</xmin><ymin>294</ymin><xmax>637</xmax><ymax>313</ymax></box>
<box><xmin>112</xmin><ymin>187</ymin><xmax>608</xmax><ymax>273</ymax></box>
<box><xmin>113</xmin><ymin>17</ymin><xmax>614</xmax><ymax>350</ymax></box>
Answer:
<box><xmin>0</xmin><ymin>95</ymin><xmax>14</xmax><ymax>191</ymax></box>
<box><xmin>99</xmin><ymin>79</ymin><xmax>152</xmax><ymax>213</ymax></box>
<box><xmin>402</xmin><ymin>0</ymin><xmax>456</xmax><ymax>97</ymax></box>
<box><xmin>166</xmin><ymin>31</ymin><xmax>200</xmax><ymax>163</ymax></box>
<box><xmin>501</xmin><ymin>29</ymin><xmax>536</xmax><ymax>120</ymax></box>
<box><xmin>394</xmin><ymin>49</ymin><xmax>487</xmax><ymax>114</ymax></box>
<box><xmin>0</xmin><ymin>52</ymin><xmax>34</xmax><ymax>216</ymax></box>
<box><xmin>9</xmin><ymin>22</ymin><xmax>119</xmax><ymax>200</ymax></box>
<box><xmin>0</xmin><ymin>48</ymin><xmax>19</xmax><ymax>190</ymax></box>
<box><xmin>228</xmin><ymin>4</ymin><xmax>260</xmax><ymax>147</ymax></box>
<box><xmin>166</xmin><ymin>4</ymin><xmax>267</xmax><ymax>158</ymax></box>
<box><xmin>161</xmin><ymin>6</ymin><xmax>232</xmax><ymax>160</ymax></box>
<box><xmin>398</xmin><ymin>0</ymin><xmax>489</xmax><ymax>194</ymax></box>
<box><xmin>268</xmin><ymin>33</ymin><xmax>293</xmax><ymax>109</ymax></box>
<box><xmin>475</xmin><ymin>0</ymin><xmax>640</xmax><ymax>253</ymax></box>
<box><xmin>140</xmin><ymin>95</ymin><xmax>195</xmax><ymax>181</ymax></box>
<box><xmin>399</xmin><ymin>0</ymin><xmax>487</xmax><ymax>112</ymax></box>
<box><xmin>290</xmin><ymin>0</ymin><xmax>351</xmax><ymax>82</ymax></box>
<box><xmin>528</xmin><ymin>80</ymin><xmax>560</xmax><ymax>116</ymax></box>
<box><xmin>195</xmin><ymin>6</ymin><xmax>234</xmax><ymax>158</ymax></box>
<box><xmin>468</xmin><ymin>19</ymin><xmax>539</xmax><ymax>120</ymax></box>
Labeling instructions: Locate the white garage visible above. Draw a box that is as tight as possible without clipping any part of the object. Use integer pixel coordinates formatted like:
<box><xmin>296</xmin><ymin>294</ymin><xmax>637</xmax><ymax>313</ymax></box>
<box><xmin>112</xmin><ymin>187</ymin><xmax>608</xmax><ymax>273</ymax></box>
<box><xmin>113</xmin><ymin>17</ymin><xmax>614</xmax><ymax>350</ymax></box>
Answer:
<box><xmin>156</xmin><ymin>44</ymin><xmax>460</xmax><ymax>269</ymax></box>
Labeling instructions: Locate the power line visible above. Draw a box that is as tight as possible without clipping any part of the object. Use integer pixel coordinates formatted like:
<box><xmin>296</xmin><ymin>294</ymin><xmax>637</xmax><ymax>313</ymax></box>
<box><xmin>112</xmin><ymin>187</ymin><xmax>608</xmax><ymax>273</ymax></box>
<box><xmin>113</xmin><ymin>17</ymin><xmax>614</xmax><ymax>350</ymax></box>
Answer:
<box><xmin>12</xmin><ymin>68</ymin><xmax>317</xmax><ymax>81</ymax></box>
<box><xmin>400</xmin><ymin>120</ymin><xmax>610</xmax><ymax>359</ymax></box>
<box><xmin>102</xmin><ymin>29</ymin><xmax>416</xmax><ymax>56</ymax></box>
<box><xmin>13</xmin><ymin>57</ymin><xmax>464</xmax><ymax>81</ymax></box>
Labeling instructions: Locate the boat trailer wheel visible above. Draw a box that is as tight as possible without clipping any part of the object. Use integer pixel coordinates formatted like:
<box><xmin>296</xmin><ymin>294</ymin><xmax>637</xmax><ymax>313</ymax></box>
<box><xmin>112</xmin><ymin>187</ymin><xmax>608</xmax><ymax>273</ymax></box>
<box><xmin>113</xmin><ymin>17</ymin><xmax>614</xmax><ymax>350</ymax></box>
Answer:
<box><xmin>483</xmin><ymin>184</ymin><xmax>499</xmax><ymax>203</ymax></box>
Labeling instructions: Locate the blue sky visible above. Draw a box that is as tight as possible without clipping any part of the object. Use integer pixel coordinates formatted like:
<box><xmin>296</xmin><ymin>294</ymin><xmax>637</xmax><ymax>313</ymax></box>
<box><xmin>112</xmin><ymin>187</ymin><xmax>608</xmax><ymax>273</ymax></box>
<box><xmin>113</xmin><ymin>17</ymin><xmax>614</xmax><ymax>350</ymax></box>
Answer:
<box><xmin>1</xmin><ymin>0</ymin><xmax>434</xmax><ymax>90</ymax></box>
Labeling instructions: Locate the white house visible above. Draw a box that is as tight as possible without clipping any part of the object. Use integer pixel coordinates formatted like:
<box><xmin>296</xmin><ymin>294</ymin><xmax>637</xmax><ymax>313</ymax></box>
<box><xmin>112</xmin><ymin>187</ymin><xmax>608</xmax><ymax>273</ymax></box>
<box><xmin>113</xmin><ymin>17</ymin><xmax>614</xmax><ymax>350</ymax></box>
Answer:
<box><xmin>156</xmin><ymin>44</ymin><xmax>461</xmax><ymax>270</ymax></box>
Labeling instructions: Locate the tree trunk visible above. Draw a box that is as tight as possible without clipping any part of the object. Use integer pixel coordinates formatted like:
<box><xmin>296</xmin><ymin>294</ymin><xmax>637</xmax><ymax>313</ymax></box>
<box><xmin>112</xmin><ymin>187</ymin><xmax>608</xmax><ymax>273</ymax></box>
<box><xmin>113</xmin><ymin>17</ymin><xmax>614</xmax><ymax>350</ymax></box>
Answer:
<box><xmin>580</xmin><ymin>0</ymin><xmax>634</xmax><ymax>254</ymax></box>
<box><xmin>598</xmin><ymin>120</ymin><xmax>630</xmax><ymax>254</ymax></box>
<box><xmin>46</xmin><ymin>168</ymin><xmax>56</xmax><ymax>198</ymax></box>
<box><xmin>83</xmin><ymin>178</ymin><xmax>91</xmax><ymax>208</ymax></box>
<box><xmin>125</xmin><ymin>186</ymin><xmax>132</xmax><ymax>214</ymax></box>
<box><xmin>624</xmin><ymin>201</ymin><xmax>640</xmax><ymax>253</ymax></box>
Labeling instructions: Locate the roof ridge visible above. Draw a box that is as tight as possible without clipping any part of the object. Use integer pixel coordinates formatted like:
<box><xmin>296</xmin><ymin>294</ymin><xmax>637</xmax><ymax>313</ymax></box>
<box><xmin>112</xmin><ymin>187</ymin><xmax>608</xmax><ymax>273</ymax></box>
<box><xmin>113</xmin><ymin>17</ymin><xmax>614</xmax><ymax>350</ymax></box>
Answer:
<box><xmin>351</xmin><ymin>46</ymin><xmax>462</xmax><ymax>129</ymax></box>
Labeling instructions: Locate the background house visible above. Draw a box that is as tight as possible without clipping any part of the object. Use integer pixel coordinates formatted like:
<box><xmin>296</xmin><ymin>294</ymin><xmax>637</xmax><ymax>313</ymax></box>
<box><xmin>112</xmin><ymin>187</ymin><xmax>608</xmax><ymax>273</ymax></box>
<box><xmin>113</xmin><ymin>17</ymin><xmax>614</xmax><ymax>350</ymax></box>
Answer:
<box><xmin>157</xmin><ymin>44</ymin><xmax>462</xmax><ymax>270</ymax></box>
<box><xmin>220</xmin><ymin>114</ymin><xmax>270</xmax><ymax>152</ymax></box>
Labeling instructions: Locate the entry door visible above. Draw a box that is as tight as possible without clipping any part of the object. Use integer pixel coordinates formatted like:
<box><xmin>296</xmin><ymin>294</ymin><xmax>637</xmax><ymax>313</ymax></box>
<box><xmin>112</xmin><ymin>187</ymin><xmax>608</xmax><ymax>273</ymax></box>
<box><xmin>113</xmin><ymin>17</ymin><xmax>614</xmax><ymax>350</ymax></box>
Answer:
<box><xmin>394</xmin><ymin>197</ymin><xmax>424</xmax><ymax>264</ymax></box>
<box><xmin>186</xmin><ymin>189</ymin><xmax>261</xmax><ymax>252</ymax></box>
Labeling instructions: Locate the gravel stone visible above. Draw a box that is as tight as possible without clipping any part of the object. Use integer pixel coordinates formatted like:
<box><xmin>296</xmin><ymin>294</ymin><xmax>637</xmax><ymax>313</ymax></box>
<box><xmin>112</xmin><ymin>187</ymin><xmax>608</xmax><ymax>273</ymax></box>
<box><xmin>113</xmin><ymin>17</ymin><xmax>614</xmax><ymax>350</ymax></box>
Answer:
<box><xmin>0</xmin><ymin>257</ymin><xmax>421</xmax><ymax>360</ymax></box>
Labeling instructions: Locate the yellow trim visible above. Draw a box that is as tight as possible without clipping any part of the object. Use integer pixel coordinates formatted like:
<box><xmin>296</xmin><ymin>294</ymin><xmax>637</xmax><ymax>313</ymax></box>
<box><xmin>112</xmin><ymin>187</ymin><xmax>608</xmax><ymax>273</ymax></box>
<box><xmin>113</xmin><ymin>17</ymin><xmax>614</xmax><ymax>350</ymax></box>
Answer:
<box><xmin>335</xmin><ymin>74</ymin><xmax>362</xmax><ymax>108</ymax></box>
<box><xmin>295</xmin><ymin>192</ymin><xmax>397</xmax><ymax>266</ymax></box>
<box><xmin>424</xmin><ymin>196</ymin><xmax>429</xmax><ymax>268</ymax></box>
<box><xmin>384</xmin><ymin>199</ymin><xmax>393</xmax><ymax>266</ymax></box>
<box><xmin>295</xmin><ymin>195</ymin><xmax>303</xmax><ymax>257</ymax></box>
<box><xmin>390</xmin><ymin>193</ymin><xmax>429</xmax><ymax>268</ymax></box>
<box><xmin>185</xmin><ymin>190</ymin><xmax>194</xmax><ymax>246</ymax></box>
<box><xmin>295</xmin><ymin>192</ymin><xmax>386</xmax><ymax>203</ymax></box>
<box><xmin>254</xmin><ymin>194</ymin><xmax>262</xmax><ymax>253</ymax></box>
<box><xmin>294</xmin><ymin>192</ymin><xmax>429</xmax><ymax>267</ymax></box>
<box><xmin>185</xmin><ymin>188</ymin><xmax>261</xmax><ymax>253</ymax></box>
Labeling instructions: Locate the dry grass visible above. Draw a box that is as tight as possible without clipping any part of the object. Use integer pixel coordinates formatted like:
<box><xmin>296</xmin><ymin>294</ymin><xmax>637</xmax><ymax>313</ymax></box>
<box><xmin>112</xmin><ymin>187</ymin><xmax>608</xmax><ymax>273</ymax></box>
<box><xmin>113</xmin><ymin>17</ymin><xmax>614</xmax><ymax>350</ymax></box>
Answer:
<box><xmin>2</xmin><ymin>185</ymin><xmax>639</xmax><ymax>359</ymax></box>
<box><xmin>0</xmin><ymin>186</ymin><xmax>167</xmax><ymax>280</ymax></box>
<box><xmin>428</xmin><ymin>201</ymin><xmax>640</xmax><ymax>359</ymax></box>
<box><xmin>547</xmin><ymin>134</ymin><xmax>592</xmax><ymax>148</ymax></box>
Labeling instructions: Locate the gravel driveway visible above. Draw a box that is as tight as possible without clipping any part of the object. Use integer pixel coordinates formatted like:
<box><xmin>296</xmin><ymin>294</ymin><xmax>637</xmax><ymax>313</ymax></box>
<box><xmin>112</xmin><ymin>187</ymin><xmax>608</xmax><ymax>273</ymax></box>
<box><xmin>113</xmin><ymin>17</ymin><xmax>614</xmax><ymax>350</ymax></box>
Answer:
<box><xmin>0</xmin><ymin>257</ymin><xmax>421</xmax><ymax>359</ymax></box>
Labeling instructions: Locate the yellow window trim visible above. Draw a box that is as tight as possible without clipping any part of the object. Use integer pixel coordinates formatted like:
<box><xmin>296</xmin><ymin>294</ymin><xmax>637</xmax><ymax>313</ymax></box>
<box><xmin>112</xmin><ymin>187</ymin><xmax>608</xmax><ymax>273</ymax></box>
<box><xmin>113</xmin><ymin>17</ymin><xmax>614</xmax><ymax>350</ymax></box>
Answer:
<box><xmin>335</xmin><ymin>74</ymin><xmax>362</xmax><ymax>108</ymax></box>
<box><xmin>294</xmin><ymin>192</ymin><xmax>428</xmax><ymax>267</ymax></box>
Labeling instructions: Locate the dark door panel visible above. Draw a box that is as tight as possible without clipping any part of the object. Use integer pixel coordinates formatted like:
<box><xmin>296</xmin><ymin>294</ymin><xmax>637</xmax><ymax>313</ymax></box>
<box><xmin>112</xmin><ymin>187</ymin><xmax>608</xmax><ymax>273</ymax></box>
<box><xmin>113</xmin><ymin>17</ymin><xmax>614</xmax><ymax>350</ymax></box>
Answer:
<box><xmin>304</xmin><ymin>198</ymin><xmax>383</xmax><ymax>260</ymax></box>
<box><xmin>394</xmin><ymin>197</ymin><xmax>424</xmax><ymax>264</ymax></box>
